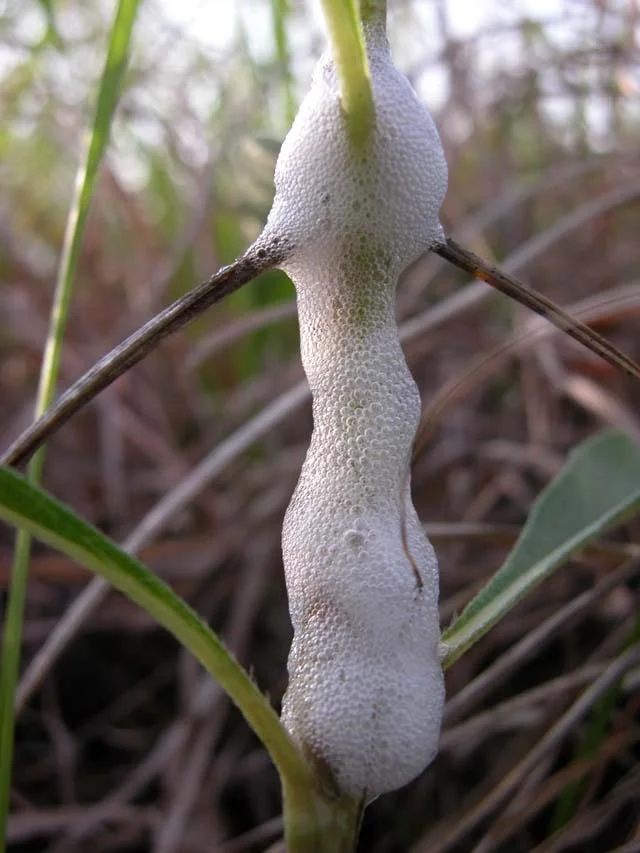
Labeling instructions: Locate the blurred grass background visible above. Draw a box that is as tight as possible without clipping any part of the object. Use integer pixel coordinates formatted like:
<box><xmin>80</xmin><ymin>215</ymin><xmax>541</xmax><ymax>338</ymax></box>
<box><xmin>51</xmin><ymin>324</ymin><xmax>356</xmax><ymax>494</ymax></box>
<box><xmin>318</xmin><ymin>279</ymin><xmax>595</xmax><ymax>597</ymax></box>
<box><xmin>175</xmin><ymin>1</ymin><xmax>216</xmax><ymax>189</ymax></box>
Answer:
<box><xmin>1</xmin><ymin>1</ymin><xmax>640</xmax><ymax>851</ymax></box>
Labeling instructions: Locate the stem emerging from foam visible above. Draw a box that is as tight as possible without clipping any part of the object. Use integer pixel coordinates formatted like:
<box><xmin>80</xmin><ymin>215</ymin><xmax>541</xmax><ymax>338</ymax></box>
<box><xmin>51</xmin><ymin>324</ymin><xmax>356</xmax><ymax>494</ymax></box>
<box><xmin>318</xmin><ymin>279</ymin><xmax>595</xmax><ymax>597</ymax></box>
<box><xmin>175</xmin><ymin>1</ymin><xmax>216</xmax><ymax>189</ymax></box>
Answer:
<box><xmin>319</xmin><ymin>0</ymin><xmax>377</xmax><ymax>148</ymax></box>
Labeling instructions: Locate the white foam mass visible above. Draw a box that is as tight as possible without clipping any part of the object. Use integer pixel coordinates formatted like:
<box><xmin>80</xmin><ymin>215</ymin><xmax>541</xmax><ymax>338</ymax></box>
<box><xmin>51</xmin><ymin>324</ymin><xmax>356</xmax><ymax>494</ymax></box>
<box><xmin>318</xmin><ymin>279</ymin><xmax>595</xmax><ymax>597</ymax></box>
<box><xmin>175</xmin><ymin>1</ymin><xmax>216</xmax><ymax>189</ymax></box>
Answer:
<box><xmin>266</xmin><ymin>21</ymin><xmax>448</xmax><ymax>799</ymax></box>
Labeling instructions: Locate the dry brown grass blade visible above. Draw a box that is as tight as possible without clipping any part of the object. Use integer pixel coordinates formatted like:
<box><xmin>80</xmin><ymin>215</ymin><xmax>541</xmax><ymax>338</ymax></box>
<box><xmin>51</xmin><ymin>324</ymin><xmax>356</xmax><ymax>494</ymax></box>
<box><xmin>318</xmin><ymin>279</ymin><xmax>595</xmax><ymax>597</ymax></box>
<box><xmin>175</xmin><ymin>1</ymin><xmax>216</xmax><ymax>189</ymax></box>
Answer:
<box><xmin>529</xmin><ymin>766</ymin><xmax>640</xmax><ymax>853</ymax></box>
<box><xmin>433</xmin><ymin>237</ymin><xmax>640</xmax><ymax>382</ymax></box>
<box><xmin>474</xmin><ymin>731</ymin><xmax>640</xmax><ymax>852</ymax></box>
<box><xmin>440</xmin><ymin>664</ymin><xmax>606</xmax><ymax>754</ymax></box>
<box><xmin>1</xmin><ymin>237</ymin><xmax>290</xmax><ymax>469</ymax></box>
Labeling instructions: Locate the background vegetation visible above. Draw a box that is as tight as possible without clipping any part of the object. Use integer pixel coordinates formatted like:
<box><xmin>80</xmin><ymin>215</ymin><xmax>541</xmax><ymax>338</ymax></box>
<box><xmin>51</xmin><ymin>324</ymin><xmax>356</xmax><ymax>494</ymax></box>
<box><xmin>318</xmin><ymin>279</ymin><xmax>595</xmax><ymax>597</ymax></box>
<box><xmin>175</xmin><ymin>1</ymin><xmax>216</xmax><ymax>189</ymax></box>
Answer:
<box><xmin>1</xmin><ymin>0</ymin><xmax>639</xmax><ymax>850</ymax></box>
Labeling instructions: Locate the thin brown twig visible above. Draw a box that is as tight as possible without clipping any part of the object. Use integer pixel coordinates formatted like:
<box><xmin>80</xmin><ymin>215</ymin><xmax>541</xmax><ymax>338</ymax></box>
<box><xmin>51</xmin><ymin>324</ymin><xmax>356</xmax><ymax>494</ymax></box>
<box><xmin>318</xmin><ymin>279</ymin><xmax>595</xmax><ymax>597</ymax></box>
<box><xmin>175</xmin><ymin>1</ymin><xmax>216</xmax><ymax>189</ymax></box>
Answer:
<box><xmin>432</xmin><ymin>236</ymin><xmax>640</xmax><ymax>382</ymax></box>
<box><xmin>1</xmin><ymin>236</ymin><xmax>291</xmax><ymax>469</ymax></box>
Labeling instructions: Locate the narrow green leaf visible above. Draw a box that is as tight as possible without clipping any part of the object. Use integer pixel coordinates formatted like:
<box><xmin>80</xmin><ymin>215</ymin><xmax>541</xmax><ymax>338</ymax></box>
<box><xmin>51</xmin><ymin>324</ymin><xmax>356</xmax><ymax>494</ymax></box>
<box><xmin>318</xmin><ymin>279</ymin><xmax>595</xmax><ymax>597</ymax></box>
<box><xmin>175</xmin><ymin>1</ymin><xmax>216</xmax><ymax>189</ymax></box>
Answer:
<box><xmin>0</xmin><ymin>465</ymin><xmax>313</xmax><ymax>792</ymax></box>
<box><xmin>270</xmin><ymin>0</ymin><xmax>296</xmax><ymax>124</ymax></box>
<box><xmin>0</xmin><ymin>4</ymin><xmax>140</xmax><ymax>847</ymax></box>
<box><xmin>319</xmin><ymin>0</ymin><xmax>375</xmax><ymax>147</ymax></box>
<box><xmin>441</xmin><ymin>430</ymin><xmax>640</xmax><ymax>668</ymax></box>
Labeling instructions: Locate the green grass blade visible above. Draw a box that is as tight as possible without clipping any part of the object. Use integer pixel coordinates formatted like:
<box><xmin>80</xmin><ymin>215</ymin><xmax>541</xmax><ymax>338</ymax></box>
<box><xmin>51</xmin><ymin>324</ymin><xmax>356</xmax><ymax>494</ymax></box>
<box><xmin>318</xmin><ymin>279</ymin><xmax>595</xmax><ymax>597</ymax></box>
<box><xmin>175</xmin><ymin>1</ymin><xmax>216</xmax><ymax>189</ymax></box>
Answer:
<box><xmin>270</xmin><ymin>0</ymin><xmax>296</xmax><ymax>125</ymax></box>
<box><xmin>0</xmin><ymin>465</ymin><xmax>313</xmax><ymax>792</ymax></box>
<box><xmin>441</xmin><ymin>430</ymin><xmax>640</xmax><ymax>669</ymax></box>
<box><xmin>0</xmin><ymin>3</ymin><xmax>140</xmax><ymax>847</ymax></box>
<box><xmin>319</xmin><ymin>0</ymin><xmax>376</xmax><ymax>147</ymax></box>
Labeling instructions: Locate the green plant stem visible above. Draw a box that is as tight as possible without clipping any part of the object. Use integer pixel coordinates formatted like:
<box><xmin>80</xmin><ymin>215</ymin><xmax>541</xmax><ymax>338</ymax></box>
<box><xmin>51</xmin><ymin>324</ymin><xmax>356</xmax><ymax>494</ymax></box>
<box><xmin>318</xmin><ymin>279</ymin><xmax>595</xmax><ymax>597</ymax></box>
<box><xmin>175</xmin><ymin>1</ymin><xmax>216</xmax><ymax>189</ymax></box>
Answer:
<box><xmin>0</xmin><ymin>526</ymin><xmax>32</xmax><ymax>852</ymax></box>
<box><xmin>319</xmin><ymin>0</ymin><xmax>376</xmax><ymax>147</ymax></box>
<box><xmin>0</xmin><ymin>3</ymin><xmax>140</xmax><ymax>849</ymax></box>
<box><xmin>271</xmin><ymin>0</ymin><xmax>296</xmax><ymax>124</ymax></box>
<box><xmin>283</xmin><ymin>780</ymin><xmax>363</xmax><ymax>853</ymax></box>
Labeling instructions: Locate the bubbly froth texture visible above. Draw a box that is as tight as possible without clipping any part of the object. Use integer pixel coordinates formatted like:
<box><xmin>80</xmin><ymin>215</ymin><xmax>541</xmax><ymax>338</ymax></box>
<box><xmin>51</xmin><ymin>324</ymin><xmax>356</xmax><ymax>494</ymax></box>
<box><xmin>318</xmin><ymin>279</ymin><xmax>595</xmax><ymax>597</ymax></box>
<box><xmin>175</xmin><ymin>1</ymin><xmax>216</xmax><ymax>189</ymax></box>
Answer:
<box><xmin>267</xmin><ymin>23</ymin><xmax>448</xmax><ymax>799</ymax></box>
